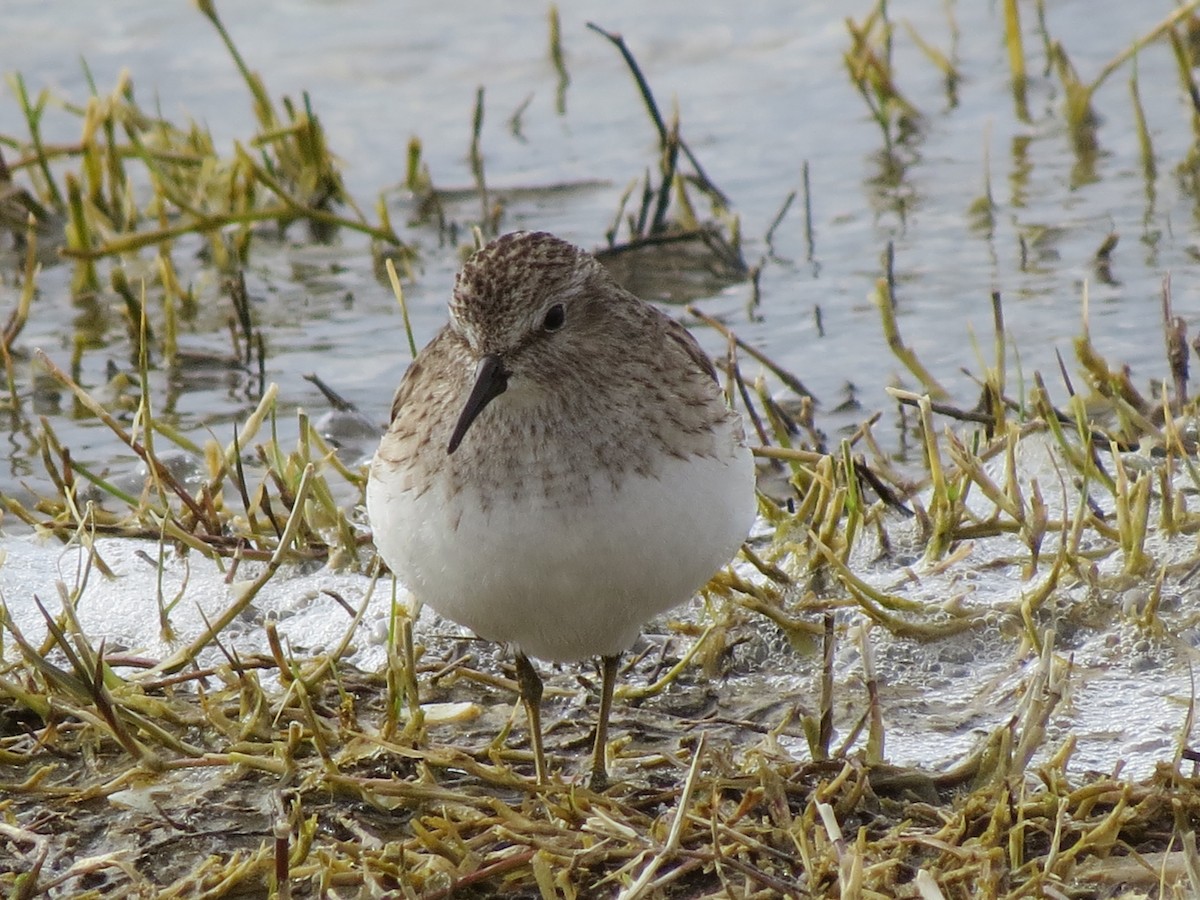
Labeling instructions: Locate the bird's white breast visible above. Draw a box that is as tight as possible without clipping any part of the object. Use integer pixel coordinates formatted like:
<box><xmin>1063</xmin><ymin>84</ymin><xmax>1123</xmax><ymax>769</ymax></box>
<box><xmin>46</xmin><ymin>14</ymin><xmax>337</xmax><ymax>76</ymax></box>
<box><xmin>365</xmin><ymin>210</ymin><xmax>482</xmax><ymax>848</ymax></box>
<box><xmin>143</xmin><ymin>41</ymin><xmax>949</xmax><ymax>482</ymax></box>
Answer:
<box><xmin>367</xmin><ymin>423</ymin><xmax>755</xmax><ymax>662</ymax></box>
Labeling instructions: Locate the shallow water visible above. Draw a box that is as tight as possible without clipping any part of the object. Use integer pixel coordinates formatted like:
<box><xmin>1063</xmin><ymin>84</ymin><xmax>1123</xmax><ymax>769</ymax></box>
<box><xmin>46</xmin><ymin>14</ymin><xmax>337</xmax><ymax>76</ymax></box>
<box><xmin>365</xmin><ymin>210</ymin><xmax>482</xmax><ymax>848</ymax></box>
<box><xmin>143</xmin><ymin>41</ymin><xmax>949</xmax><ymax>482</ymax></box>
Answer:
<box><xmin>3</xmin><ymin>1</ymin><xmax>1200</xmax><ymax>781</ymax></box>
<box><xmin>2</xmin><ymin>1</ymin><xmax>1195</xmax><ymax>468</ymax></box>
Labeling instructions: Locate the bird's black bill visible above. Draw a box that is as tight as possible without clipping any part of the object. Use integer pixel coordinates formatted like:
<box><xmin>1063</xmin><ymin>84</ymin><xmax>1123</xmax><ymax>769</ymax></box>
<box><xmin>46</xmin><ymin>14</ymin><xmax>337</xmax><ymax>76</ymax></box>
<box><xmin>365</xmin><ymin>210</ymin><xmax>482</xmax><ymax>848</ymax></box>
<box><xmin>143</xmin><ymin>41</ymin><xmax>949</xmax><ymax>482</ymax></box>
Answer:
<box><xmin>447</xmin><ymin>354</ymin><xmax>509</xmax><ymax>454</ymax></box>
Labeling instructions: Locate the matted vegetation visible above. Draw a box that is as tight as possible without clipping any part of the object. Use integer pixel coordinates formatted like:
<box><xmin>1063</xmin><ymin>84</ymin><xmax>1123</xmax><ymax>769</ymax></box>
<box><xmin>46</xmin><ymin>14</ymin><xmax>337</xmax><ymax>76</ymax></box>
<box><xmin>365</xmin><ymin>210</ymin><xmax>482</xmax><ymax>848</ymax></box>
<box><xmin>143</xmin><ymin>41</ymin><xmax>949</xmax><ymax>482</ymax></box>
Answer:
<box><xmin>5</xmin><ymin>2</ymin><xmax>1200</xmax><ymax>897</ymax></box>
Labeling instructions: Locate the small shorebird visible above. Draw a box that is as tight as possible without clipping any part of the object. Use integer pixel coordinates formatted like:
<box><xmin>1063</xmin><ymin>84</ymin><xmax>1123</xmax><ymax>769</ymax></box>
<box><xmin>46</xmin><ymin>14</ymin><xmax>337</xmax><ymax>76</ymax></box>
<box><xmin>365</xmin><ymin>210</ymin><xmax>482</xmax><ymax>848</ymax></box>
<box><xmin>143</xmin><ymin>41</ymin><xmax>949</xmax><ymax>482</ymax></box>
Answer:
<box><xmin>367</xmin><ymin>231</ymin><xmax>756</xmax><ymax>787</ymax></box>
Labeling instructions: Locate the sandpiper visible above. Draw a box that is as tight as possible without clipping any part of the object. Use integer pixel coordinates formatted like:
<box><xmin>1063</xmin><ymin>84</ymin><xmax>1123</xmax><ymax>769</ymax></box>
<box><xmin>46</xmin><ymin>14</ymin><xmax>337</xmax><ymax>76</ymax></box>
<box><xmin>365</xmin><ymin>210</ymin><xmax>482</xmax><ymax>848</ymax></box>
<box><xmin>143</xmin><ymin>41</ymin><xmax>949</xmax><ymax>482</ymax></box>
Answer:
<box><xmin>367</xmin><ymin>231</ymin><xmax>756</xmax><ymax>788</ymax></box>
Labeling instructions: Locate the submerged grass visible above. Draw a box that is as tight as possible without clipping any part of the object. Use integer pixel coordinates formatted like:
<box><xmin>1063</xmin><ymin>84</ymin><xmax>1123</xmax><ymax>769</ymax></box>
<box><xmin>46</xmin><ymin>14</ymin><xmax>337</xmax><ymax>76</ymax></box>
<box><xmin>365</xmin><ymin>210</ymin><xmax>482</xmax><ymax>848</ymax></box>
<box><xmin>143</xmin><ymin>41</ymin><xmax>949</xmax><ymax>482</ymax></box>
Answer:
<box><xmin>4</xmin><ymin>4</ymin><xmax>1200</xmax><ymax>899</ymax></box>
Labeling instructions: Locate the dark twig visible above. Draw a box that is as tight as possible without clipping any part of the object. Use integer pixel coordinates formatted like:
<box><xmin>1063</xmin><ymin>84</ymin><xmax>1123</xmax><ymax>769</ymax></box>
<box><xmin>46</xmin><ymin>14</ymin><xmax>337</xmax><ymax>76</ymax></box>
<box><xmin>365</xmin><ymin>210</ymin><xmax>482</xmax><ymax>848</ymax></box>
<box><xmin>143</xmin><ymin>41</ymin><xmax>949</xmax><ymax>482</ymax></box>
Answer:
<box><xmin>687</xmin><ymin>305</ymin><xmax>817</xmax><ymax>402</ymax></box>
<box><xmin>586</xmin><ymin>22</ymin><xmax>729</xmax><ymax>206</ymax></box>
<box><xmin>764</xmin><ymin>190</ymin><xmax>796</xmax><ymax>259</ymax></box>
<box><xmin>649</xmin><ymin>123</ymin><xmax>681</xmax><ymax>235</ymax></box>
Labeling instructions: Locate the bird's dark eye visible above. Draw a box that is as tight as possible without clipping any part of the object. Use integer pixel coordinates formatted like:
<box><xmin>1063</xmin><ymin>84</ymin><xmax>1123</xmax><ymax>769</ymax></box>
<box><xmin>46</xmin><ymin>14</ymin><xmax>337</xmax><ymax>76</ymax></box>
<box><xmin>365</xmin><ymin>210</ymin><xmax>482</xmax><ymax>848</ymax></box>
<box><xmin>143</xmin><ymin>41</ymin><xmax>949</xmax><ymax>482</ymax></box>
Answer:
<box><xmin>542</xmin><ymin>303</ymin><xmax>566</xmax><ymax>332</ymax></box>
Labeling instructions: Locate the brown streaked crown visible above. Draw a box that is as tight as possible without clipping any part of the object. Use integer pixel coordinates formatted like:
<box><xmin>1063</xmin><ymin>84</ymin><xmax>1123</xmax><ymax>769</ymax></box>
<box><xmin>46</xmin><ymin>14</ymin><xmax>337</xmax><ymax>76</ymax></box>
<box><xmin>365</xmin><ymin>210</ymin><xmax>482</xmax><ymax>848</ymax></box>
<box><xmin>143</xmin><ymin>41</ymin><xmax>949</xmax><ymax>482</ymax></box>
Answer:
<box><xmin>449</xmin><ymin>232</ymin><xmax>599</xmax><ymax>356</ymax></box>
